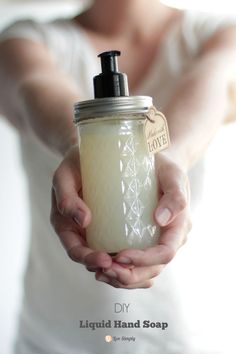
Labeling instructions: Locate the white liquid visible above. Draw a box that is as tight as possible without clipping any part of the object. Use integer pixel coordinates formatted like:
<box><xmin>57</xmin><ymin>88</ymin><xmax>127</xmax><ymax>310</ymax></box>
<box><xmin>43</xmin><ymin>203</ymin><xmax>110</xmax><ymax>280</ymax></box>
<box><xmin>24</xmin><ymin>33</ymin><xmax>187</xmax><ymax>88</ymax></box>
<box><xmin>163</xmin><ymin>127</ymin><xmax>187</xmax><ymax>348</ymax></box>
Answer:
<box><xmin>78</xmin><ymin>117</ymin><xmax>160</xmax><ymax>253</ymax></box>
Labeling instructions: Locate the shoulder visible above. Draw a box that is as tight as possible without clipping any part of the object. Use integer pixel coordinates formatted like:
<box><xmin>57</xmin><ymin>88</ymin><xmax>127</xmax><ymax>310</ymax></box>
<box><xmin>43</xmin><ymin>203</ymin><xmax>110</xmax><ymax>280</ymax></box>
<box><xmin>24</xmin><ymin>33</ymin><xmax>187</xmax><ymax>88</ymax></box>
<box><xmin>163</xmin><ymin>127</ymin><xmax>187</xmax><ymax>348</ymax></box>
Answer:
<box><xmin>0</xmin><ymin>18</ymin><xmax>84</xmax><ymax>72</ymax></box>
<box><xmin>0</xmin><ymin>19</ymin><xmax>48</xmax><ymax>44</ymax></box>
<box><xmin>0</xmin><ymin>18</ymin><xmax>77</xmax><ymax>48</ymax></box>
<box><xmin>0</xmin><ymin>19</ymin><xmax>76</xmax><ymax>90</ymax></box>
<box><xmin>0</xmin><ymin>19</ymin><xmax>56</xmax><ymax>71</ymax></box>
<box><xmin>179</xmin><ymin>10</ymin><xmax>236</xmax><ymax>56</ymax></box>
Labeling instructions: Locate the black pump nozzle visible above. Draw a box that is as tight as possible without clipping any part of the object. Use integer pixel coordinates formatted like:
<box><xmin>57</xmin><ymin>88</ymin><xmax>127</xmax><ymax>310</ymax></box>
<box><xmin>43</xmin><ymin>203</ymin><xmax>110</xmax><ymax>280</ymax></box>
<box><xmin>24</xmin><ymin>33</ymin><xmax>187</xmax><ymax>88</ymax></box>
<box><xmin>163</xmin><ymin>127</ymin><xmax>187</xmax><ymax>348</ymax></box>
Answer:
<box><xmin>93</xmin><ymin>50</ymin><xmax>129</xmax><ymax>98</ymax></box>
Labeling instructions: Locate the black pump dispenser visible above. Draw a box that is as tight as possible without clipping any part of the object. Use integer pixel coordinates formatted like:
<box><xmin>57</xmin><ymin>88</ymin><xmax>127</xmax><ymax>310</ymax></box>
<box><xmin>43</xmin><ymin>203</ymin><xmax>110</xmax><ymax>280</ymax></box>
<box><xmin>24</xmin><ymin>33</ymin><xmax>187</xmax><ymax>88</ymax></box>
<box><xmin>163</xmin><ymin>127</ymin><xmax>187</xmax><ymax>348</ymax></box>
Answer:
<box><xmin>93</xmin><ymin>50</ymin><xmax>129</xmax><ymax>98</ymax></box>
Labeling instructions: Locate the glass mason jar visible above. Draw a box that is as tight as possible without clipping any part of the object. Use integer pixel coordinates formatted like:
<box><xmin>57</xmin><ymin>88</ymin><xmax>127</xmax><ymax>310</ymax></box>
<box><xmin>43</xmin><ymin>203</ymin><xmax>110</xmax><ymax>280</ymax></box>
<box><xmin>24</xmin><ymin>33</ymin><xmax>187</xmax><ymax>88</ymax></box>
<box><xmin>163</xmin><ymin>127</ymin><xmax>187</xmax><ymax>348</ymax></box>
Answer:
<box><xmin>74</xmin><ymin>96</ymin><xmax>160</xmax><ymax>253</ymax></box>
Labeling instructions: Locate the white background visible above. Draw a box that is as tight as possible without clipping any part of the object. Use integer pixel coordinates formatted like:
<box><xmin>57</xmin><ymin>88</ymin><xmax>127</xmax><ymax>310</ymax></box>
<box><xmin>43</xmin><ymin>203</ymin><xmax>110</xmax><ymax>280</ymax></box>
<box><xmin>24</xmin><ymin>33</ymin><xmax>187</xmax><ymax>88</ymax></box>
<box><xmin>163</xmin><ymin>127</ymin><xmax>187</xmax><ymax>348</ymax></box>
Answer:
<box><xmin>0</xmin><ymin>1</ymin><xmax>236</xmax><ymax>354</ymax></box>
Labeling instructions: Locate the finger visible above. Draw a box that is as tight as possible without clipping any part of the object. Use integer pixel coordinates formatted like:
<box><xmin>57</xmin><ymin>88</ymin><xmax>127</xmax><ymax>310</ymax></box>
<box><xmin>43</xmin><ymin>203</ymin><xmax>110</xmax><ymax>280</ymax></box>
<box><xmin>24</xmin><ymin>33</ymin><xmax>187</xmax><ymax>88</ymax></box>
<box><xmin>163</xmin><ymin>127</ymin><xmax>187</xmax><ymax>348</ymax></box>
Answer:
<box><xmin>51</xmin><ymin>190</ymin><xmax>112</xmax><ymax>268</ymax></box>
<box><xmin>101</xmin><ymin>263</ymin><xmax>164</xmax><ymax>286</ymax></box>
<box><xmin>52</xmin><ymin>216</ymin><xmax>112</xmax><ymax>268</ymax></box>
<box><xmin>86</xmin><ymin>266</ymin><xmax>99</xmax><ymax>273</ymax></box>
<box><xmin>96</xmin><ymin>271</ymin><xmax>155</xmax><ymax>289</ymax></box>
<box><xmin>52</xmin><ymin>159</ymin><xmax>91</xmax><ymax>228</ymax></box>
<box><xmin>51</xmin><ymin>188</ymin><xmax>85</xmax><ymax>247</ymax></box>
<box><xmin>155</xmin><ymin>163</ymin><xmax>189</xmax><ymax>226</ymax></box>
<box><xmin>68</xmin><ymin>245</ymin><xmax>112</xmax><ymax>268</ymax></box>
<box><xmin>84</xmin><ymin>252</ymin><xmax>112</xmax><ymax>269</ymax></box>
<box><xmin>102</xmin><ymin>279</ymin><xmax>154</xmax><ymax>290</ymax></box>
<box><xmin>115</xmin><ymin>210</ymin><xmax>191</xmax><ymax>267</ymax></box>
<box><xmin>114</xmin><ymin>242</ymin><xmax>175</xmax><ymax>267</ymax></box>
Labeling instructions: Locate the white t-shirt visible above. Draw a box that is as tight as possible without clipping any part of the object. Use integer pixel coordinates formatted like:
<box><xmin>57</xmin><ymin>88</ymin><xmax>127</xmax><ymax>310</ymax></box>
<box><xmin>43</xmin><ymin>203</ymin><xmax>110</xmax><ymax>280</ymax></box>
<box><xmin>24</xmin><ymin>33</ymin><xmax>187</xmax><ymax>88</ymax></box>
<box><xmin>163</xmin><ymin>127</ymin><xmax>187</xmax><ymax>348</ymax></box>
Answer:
<box><xmin>1</xmin><ymin>11</ymin><xmax>235</xmax><ymax>354</ymax></box>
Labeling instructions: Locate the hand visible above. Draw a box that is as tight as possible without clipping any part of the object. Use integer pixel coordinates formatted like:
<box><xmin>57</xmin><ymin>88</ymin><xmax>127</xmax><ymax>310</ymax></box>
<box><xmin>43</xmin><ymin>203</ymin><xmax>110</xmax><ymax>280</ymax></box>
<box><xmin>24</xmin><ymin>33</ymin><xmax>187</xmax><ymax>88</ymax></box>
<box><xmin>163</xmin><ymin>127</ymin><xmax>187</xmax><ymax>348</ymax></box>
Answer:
<box><xmin>50</xmin><ymin>147</ymin><xmax>191</xmax><ymax>289</ymax></box>
<box><xmin>95</xmin><ymin>153</ymin><xmax>192</xmax><ymax>289</ymax></box>
<box><xmin>50</xmin><ymin>145</ymin><xmax>113</xmax><ymax>270</ymax></box>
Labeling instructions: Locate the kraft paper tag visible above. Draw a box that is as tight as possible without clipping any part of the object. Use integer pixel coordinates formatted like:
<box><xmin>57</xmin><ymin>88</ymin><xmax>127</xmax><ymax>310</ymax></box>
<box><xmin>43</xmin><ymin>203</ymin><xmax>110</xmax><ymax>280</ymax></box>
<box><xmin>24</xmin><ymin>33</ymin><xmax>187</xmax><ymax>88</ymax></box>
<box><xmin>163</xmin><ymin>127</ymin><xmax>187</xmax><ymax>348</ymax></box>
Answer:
<box><xmin>144</xmin><ymin>106</ymin><xmax>170</xmax><ymax>155</ymax></box>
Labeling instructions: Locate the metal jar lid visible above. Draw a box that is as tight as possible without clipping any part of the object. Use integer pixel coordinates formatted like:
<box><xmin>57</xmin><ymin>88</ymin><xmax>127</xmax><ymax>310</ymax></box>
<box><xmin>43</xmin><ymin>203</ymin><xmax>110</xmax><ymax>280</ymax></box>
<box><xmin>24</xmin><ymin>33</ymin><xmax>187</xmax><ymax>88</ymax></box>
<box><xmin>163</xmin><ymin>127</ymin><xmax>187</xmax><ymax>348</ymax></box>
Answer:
<box><xmin>74</xmin><ymin>96</ymin><xmax>153</xmax><ymax>123</ymax></box>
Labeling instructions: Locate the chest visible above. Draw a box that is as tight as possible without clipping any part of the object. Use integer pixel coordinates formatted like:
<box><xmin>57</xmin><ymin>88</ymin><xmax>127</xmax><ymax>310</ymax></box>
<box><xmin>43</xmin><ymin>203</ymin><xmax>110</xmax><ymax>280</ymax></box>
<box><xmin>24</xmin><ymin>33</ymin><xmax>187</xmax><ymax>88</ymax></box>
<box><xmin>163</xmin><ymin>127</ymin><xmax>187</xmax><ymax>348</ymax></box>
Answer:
<box><xmin>82</xmin><ymin>31</ymin><xmax>162</xmax><ymax>92</ymax></box>
<box><xmin>65</xmin><ymin>21</ymin><xmax>189</xmax><ymax>105</ymax></box>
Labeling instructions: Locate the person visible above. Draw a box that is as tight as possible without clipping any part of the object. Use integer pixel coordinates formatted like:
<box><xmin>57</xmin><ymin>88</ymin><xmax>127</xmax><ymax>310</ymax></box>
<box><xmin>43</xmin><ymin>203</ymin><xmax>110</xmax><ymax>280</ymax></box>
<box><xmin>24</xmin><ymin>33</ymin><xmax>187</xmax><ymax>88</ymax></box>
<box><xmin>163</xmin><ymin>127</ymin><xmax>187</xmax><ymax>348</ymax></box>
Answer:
<box><xmin>0</xmin><ymin>0</ymin><xmax>236</xmax><ymax>353</ymax></box>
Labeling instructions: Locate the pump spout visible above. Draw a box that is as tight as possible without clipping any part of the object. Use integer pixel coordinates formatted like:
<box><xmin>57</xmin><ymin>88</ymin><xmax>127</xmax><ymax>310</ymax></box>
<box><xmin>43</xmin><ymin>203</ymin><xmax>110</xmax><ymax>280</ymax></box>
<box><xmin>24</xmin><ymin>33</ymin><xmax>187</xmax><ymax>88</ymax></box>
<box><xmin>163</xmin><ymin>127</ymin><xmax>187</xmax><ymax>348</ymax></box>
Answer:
<box><xmin>93</xmin><ymin>50</ymin><xmax>129</xmax><ymax>98</ymax></box>
<box><xmin>98</xmin><ymin>50</ymin><xmax>120</xmax><ymax>73</ymax></box>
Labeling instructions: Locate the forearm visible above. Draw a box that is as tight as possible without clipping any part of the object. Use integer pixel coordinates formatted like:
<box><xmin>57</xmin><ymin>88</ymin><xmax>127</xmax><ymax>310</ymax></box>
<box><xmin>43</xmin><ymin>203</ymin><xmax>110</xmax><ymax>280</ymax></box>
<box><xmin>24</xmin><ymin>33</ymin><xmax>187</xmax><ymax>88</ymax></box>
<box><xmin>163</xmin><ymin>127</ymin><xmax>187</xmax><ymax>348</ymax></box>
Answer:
<box><xmin>18</xmin><ymin>74</ymin><xmax>79</xmax><ymax>156</ymax></box>
<box><xmin>163</xmin><ymin>53</ymin><xmax>233</xmax><ymax>171</ymax></box>
<box><xmin>0</xmin><ymin>39</ymin><xmax>80</xmax><ymax>157</ymax></box>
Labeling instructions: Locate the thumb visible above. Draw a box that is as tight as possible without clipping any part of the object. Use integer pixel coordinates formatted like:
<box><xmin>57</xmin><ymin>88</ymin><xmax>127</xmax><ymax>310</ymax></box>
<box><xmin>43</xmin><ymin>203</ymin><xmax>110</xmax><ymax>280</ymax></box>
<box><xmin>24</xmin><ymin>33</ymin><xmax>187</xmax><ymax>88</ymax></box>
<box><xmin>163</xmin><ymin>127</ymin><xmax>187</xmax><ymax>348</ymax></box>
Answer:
<box><xmin>155</xmin><ymin>161</ymin><xmax>189</xmax><ymax>227</ymax></box>
<box><xmin>52</xmin><ymin>153</ymin><xmax>91</xmax><ymax>228</ymax></box>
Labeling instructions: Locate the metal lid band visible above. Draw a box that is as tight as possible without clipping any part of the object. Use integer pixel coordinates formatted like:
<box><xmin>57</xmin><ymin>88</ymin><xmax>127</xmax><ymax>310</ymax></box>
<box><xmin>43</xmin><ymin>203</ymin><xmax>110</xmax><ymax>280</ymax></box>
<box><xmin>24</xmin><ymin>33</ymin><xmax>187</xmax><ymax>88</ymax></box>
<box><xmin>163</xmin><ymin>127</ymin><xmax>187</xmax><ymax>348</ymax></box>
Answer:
<box><xmin>74</xmin><ymin>96</ymin><xmax>153</xmax><ymax>123</ymax></box>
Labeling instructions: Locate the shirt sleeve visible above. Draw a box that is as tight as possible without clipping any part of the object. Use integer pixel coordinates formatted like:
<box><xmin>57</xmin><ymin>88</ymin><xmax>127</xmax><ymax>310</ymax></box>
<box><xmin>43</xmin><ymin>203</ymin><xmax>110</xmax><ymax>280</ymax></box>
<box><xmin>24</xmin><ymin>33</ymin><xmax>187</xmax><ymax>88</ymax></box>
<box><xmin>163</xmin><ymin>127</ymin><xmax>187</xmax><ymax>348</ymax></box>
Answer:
<box><xmin>181</xmin><ymin>11</ymin><xmax>236</xmax><ymax>57</ymax></box>
<box><xmin>0</xmin><ymin>19</ymin><xmax>48</xmax><ymax>45</ymax></box>
<box><xmin>0</xmin><ymin>19</ymin><xmax>77</xmax><ymax>74</ymax></box>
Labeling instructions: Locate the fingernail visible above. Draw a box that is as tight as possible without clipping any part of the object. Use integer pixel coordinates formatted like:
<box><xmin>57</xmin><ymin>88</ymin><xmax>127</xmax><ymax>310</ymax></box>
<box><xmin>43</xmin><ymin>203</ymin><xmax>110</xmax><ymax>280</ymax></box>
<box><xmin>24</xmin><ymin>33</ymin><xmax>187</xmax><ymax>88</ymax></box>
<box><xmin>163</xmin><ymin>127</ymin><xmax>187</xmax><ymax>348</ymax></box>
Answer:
<box><xmin>103</xmin><ymin>269</ymin><xmax>117</xmax><ymax>279</ymax></box>
<box><xmin>97</xmin><ymin>275</ymin><xmax>110</xmax><ymax>283</ymax></box>
<box><xmin>156</xmin><ymin>208</ymin><xmax>171</xmax><ymax>226</ymax></box>
<box><xmin>73</xmin><ymin>211</ymin><xmax>85</xmax><ymax>226</ymax></box>
<box><xmin>87</xmin><ymin>266</ymin><xmax>98</xmax><ymax>272</ymax></box>
<box><xmin>116</xmin><ymin>257</ymin><xmax>132</xmax><ymax>264</ymax></box>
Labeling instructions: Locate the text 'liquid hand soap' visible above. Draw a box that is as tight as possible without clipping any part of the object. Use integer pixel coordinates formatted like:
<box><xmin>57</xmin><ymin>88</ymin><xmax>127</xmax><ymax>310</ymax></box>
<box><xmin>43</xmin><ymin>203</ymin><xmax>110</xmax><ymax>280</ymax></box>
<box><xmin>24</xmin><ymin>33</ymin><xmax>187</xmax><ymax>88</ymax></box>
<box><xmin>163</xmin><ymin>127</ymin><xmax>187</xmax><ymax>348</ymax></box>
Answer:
<box><xmin>74</xmin><ymin>50</ymin><xmax>169</xmax><ymax>253</ymax></box>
